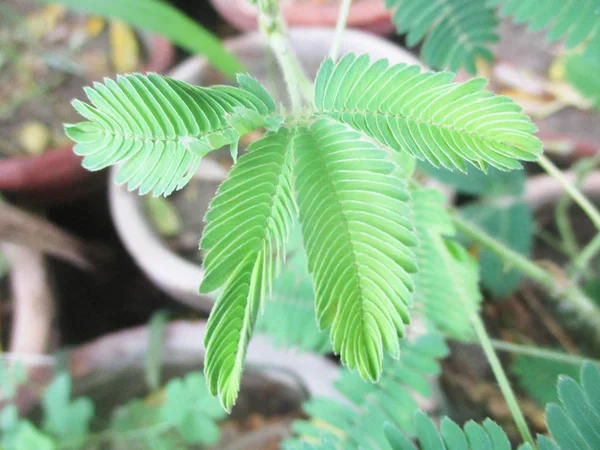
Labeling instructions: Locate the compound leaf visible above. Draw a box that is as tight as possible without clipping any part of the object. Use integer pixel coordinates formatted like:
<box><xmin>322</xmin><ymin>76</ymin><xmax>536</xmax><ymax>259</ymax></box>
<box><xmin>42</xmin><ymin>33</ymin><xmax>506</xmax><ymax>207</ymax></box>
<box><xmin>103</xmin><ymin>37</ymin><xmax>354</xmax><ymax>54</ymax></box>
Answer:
<box><xmin>293</xmin><ymin>119</ymin><xmax>418</xmax><ymax>382</ymax></box>
<box><xmin>200</xmin><ymin>129</ymin><xmax>296</xmax><ymax>411</ymax></box>
<box><xmin>66</xmin><ymin>73</ymin><xmax>274</xmax><ymax>197</ymax></box>
<box><xmin>314</xmin><ymin>54</ymin><xmax>542</xmax><ymax>172</ymax></box>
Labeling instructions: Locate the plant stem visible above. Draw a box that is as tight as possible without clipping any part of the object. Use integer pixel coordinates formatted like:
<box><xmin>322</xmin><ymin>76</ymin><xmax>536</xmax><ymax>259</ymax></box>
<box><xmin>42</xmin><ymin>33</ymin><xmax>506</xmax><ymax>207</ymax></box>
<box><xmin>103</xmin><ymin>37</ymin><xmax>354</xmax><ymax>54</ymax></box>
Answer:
<box><xmin>470</xmin><ymin>313</ymin><xmax>536</xmax><ymax>448</ymax></box>
<box><xmin>490</xmin><ymin>340</ymin><xmax>598</xmax><ymax>366</ymax></box>
<box><xmin>452</xmin><ymin>212</ymin><xmax>600</xmax><ymax>336</ymax></box>
<box><xmin>256</xmin><ymin>0</ymin><xmax>312</xmax><ymax>111</ymax></box>
<box><xmin>538</xmin><ymin>154</ymin><xmax>600</xmax><ymax>230</ymax></box>
<box><xmin>571</xmin><ymin>232</ymin><xmax>600</xmax><ymax>282</ymax></box>
<box><xmin>330</xmin><ymin>0</ymin><xmax>353</xmax><ymax>61</ymax></box>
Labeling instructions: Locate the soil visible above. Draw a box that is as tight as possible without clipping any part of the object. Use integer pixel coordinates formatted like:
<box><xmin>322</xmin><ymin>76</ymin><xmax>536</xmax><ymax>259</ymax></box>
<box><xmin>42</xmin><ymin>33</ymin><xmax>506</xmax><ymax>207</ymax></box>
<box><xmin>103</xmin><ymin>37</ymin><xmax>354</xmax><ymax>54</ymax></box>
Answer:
<box><xmin>0</xmin><ymin>1</ymin><xmax>147</xmax><ymax>156</ymax></box>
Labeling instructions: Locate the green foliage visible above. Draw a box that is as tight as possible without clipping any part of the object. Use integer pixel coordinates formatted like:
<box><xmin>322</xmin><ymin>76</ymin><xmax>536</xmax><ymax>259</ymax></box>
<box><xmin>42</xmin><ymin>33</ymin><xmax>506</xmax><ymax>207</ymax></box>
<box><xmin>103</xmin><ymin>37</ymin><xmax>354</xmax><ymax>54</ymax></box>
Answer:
<box><xmin>383</xmin><ymin>411</ymin><xmax>514</xmax><ymax>450</ymax></box>
<box><xmin>31</xmin><ymin>0</ymin><xmax>244</xmax><ymax>78</ymax></box>
<box><xmin>41</xmin><ymin>373</ymin><xmax>94</xmax><ymax>445</ymax></box>
<box><xmin>65</xmin><ymin>73</ymin><xmax>275</xmax><ymax>197</ymax></box>
<box><xmin>294</xmin><ymin>120</ymin><xmax>418</xmax><ymax>382</ymax></box>
<box><xmin>412</xmin><ymin>189</ymin><xmax>482</xmax><ymax>340</ymax></box>
<box><xmin>566</xmin><ymin>50</ymin><xmax>600</xmax><ymax>108</ymax></box>
<box><xmin>0</xmin><ymin>366</ymin><xmax>225</xmax><ymax>450</ymax></box>
<box><xmin>384</xmin><ymin>0</ymin><xmax>499</xmax><ymax>73</ymax></box>
<box><xmin>511</xmin><ymin>355</ymin><xmax>580</xmax><ymax>406</ymax></box>
<box><xmin>200</xmin><ymin>129</ymin><xmax>296</xmax><ymax>411</ymax></box>
<box><xmin>67</xmin><ymin>52</ymin><xmax>541</xmax><ymax>409</ymax></box>
<box><xmin>256</xmin><ymin>228</ymin><xmax>331</xmax><ymax>354</ymax></box>
<box><xmin>489</xmin><ymin>0</ymin><xmax>600</xmax><ymax>55</ymax></box>
<box><xmin>421</xmin><ymin>164</ymin><xmax>532</xmax><ymax>297</ymax></box>
<box><xmin>285</xmin><ymin>331</ymin><xmax>449</xmax><ymax>449</ymax></box>
<box><xmin>542</xmin><ymin>361</ymin><xmax>600</xmax><ymax>450</ymax></box>
<box><xmin>460</xmin><ymin>201</ymin><xmax>533</xmax><ymax>297</ymax></box>
<box><xmin>314</xmin><ymin>54</ymin><xmax>542</xmax><ymax>172</ymax></box>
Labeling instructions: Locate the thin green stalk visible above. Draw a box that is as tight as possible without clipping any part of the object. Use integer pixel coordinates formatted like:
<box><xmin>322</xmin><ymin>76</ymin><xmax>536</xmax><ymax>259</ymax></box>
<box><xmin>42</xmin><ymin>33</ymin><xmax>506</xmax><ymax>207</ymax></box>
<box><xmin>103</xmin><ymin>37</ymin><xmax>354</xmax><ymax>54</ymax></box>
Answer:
<box><xmin>452</xmin><ymin>212</ymin><xmax>600</xmax><ymax>336</ymax></box>
<box><xmin>330</xmin><ymin>0</ymin><xmax>353</xmax><ymax>61</ymax></box>
<box><xmin>571</xmin><ymin>232</ymin><xmax>600</xmax><ymax>282</ymax></box>
<box><xmin>490</xmin><ymin>339</ymin><xmax>598</xmax><ymax>366</ymax></box>
<box><xmin>470</xmin><ymin>313</ymin><xmax>536</xmax><ymax>447</ymax></box>
<box><xmin>256</xmin><ymin>0</ymin><xmax>312</xmax><ymax>110</ymax></box>
<box><xmin>538</xmin><ymin>154</ymin><xmax>600</xmax><ymax>230</ymax></box>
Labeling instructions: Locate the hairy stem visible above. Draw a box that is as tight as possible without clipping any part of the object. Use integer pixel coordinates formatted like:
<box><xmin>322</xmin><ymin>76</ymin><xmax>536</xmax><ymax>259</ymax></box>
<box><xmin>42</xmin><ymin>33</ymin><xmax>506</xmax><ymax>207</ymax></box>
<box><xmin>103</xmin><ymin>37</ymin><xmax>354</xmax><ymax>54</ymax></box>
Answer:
<box><xmin>470</xmin><ymin>313</ymin><xmax>536</xmax><ymax>447</ymax></box>
<box><xmin>538</xmin><ymin>154</ymin><xmax>600</xmax><ymax>230</ymax></box>
<box><xmin>452</xmin><ymin>212</ymin><xmax>600</xmax><ymax>336</ymax></box>
<box><xmin>330</xmin><ymin>0</ymin><xmax>353</xmax><ymax>61</ymax></box>
<box><xmin>256</xmin><ymin>0</ymin><xmax>312</xmax><ymax>111</ymax></box>
<box><xmin>490</xmin><ymin>340</ymin><xmax>598</xmax><ymax>366</ymax></box>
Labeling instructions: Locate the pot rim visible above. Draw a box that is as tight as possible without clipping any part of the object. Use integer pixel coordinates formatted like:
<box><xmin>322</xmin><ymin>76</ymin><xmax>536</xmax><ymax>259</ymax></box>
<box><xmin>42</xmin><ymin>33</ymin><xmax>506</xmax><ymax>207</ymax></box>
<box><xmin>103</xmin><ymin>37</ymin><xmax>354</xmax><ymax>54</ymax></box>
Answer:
<box><xmin>110</xmin><ymin>28</ymin><xmax>423</xmax><ymax>309</ymax></box>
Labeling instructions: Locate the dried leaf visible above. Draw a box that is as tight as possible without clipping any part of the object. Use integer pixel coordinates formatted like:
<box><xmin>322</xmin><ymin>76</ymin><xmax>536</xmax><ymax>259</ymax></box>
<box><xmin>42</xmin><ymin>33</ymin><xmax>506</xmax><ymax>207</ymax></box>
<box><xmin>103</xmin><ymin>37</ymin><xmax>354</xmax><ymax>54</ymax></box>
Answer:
<box><xmin>85</xmin><ymin>16</ymin><xmax>105</xmax><ymax>38</ymax></box>
<box><xmin>18</xmin><ymin>121</ymin><xmax>50</xmax><ymax>155</ymax></box>
<box><xmin>26</xmin><ymin>5</ymin><xmax>66</xmax><ymax>39</ymax></box>
<box><xmin>109</xmin><ymin>20</ymin><xmax>139</xmax><ymax>73</ymax></box>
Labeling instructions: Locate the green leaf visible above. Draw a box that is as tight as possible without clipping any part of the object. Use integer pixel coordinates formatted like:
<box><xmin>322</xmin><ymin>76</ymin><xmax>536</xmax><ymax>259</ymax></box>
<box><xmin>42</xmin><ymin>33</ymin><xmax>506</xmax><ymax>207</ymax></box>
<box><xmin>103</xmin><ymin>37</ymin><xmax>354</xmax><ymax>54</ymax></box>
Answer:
<box><xmin>293</xmin><ymin>120</ymin><xmax>418</xmax><ymax>382</ymax></box>
<box><xmin>289</xmin><ymin>331</ymin><xmax>448</xmax><ymax>448</ymax></box>
<box><xmin>566</xmin><ymin>50</ymin><xmax>600</xmax><ymax>109</ymax></box>
<box><xmin>511</xmin><ymin>355</ymin><xmax>580</xmax><ymax>406</ymax></box>
<box><xmin>488</xmin><ymin>0</ymin><xmax>600</xmax><ymax>53</ymax></box>
<box><xmin>412</xmin><ymin>189</ymin><xmax>482</xmax><ymax>340</ymax></box>
<box><xmin>161</xmin><ymin>372</ymin><xmax>225</xmax><ymax>445</ymax></box>
<box><xmin>66</xmin><ymin>74</ymin><xmax>274</xmax><ymax>196</ymax></box>
<box><xmin>544</xmin><ymin>361</ymin><xmax>600</xmax><ymax>449</ymax></box>
<box><xmin>419</xmin><ymin>163</ymin><xmax>527</xmax><ymax>197</ymax></box>
<box><xmin>13</xmin><ymin>422</ymin><xmax>56</xmax><ymax>450</ymax></box>
<box><xmin>200</xmin><ymin>129</ymin><xmax>296</xmax><ymax>411</ymax></box>
<box><xmin>257</xmin><ymin>227</ymin><xmax>331</xmax><ymax>354</ymax></box>
<box><xmin>314</xmin><ymin>54</ymin><xmax>542</xmax><ymax>172</ymax></box>
<box><xmin>384</xmin><ymin>0</ymin><xmax>499</xmax><ymax>73</ymax></box>
<box><xmin>0</xmin><ymin>250</ymin><xmax>8</xmax><ymax>280</ymax></box>
<box><xmin>31</xmin><ymin>0</ymin><xmax>244</xmax><ymax>78</ymax></box>
<box><xmin>41</xmin><ymin>373</ymin><xmax>93</xmax><ymax>444</ymax></box>
<box><xmin>459</xmin><ymin>202</ymin><xmax>533</xmax><ymax>297</ymax></box>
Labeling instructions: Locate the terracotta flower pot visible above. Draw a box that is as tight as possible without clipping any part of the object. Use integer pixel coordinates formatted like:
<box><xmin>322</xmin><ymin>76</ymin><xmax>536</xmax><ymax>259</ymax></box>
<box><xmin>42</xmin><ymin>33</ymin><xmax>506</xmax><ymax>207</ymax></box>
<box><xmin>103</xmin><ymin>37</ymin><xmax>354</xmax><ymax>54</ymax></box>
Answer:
<box><xmin>0</xmin><ymin>35</ymin><xmax>175</xmax><ymax>205</ymax></box>
<box><xmin>210</xmin><ymin>0</ymin><xmax>394</xmax><ymax>34</ymax></box>
<box><xmin>109</xmin><ymin>28</ymin><xmax>423</xmax><ymax>310</ymax></box>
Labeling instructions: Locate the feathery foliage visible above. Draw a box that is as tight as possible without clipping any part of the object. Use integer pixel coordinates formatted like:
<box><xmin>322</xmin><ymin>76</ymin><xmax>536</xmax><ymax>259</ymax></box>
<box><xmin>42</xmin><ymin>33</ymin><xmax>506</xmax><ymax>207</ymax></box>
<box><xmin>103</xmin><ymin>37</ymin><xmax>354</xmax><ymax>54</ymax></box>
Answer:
<box><xmin>412</xmin><ymin>189</ymin><xmax>482</xmax><ymax>340</ymax></box>
<box><xmin>66</xmin><ymin>46</ymin><xmax>542</xmax><ymax>409</ymax></box>
<box><xmin>511</xmin><ymin>355</ymin><xmax>580</xmax><ymax>406</ymax></box>
<box><xmin>286</xmin><ymin>331</ymin><xmax>449</xmax><ymax>449</ymax></box>
<box><xmin>293</xmin><ymin>120</ymin><xmax>418</xmax><ymax>382</ymax></box>
<box><xmin>384</xmin><ymin>0</ymin><xmax>499</xmax><ymax>73</ymax></box>
<box><xmin>200</xmin><ymin>129</ymin><xmax>296</xmax><ymax>411</ymax></box>
<box><xmin>314</xmin><ymin>54</ymin><xmax>542</xmax><ymax>172</ymax></box>
<box><xmin>542</xmin><ymin>361</ymin><xmax>600</xmax><ymax>450</ymax></box>
<box><xmin>65</xmin><ymin>73</ymin><xmax>276</xmax><ymax>197</ymax></box>
<box><xmin>384</xmin><ymin>411</ymin><xmax>514</xmax><ymax>450</ymax></box>
<box><xmin>256</xmin><ymin>228</ymin><xmax>331</xmax><ymax>354</ymax></box>
<box><xmin>489</xmin><ymin>0</ymin><xmax>600</xmax><ymax>56</ymax></box>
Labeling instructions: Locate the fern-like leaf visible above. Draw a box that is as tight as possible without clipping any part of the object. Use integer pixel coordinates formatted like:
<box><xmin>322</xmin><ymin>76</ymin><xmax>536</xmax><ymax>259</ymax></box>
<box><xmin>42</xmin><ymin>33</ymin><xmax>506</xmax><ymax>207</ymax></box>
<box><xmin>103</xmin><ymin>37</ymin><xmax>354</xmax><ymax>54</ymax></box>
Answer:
<box><xmin>543</xmin><ymin>361</ymin><xmax>600</xmax><ymax>450</ymax></box>
<box><xmin>257</xmin><ymin>228</ymin><xmax>331</xmax><ymax>354</ymax></box>
<box><xmin>385</xmin><ymin>0</ymin><xmax>499</xmax><ymax>73</ymax></box>
<box><xmin>489</xmin><ymin>0</ymin><xmax>600</xmax><ymax>54</ymax></box>
<box><xmin>314</xmin><ymin>54</ymin><xmax>542</xmax><ymax>172</ymax></box>
<box><xmin>293</xmin><ymin>120</ymin><xmax>418</xmax><ymax>382</ymax></box>
<box><xmin>384</xmin><ymin>411</ymin><xmax>515</xmax><ymax>450</ymax></box>
<box><xmin>412</xmin><ymin>189</ymin><xmax>482</xmax><ymax>341</ymax></box>
<box><xmin>286</xmin><ymin>331</ymin><xmax>449</xmax><ymax>449</ymax></box>
<box><xmin>200</xmin><ymin>129</ymin><xmax>295</xmax><ymax>411</ymax></box>
<box><xmin>66</xmin><ymin>73</ymin><xmax>275</xmax><ymax>196</ymax></box>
